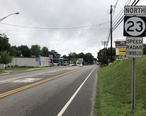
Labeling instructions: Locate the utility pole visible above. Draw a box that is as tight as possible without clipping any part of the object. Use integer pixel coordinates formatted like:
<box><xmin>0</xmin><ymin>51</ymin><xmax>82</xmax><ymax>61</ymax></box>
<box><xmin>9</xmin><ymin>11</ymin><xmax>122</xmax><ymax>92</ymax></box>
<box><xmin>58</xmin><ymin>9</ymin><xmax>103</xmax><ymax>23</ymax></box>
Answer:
<box><xmin>101</xmin><ymin>41</ymin><xmax>107</xmax><ymax>50</ymax></box>
<box><xmin>110</xmin><ymin>5</ymin><xmax>113</xmax><ymax>62</ymax></box>
<box><xmin>101</xmin><ymin>41</ymin><xmax>107</xmax><ymax>64</ymax></box>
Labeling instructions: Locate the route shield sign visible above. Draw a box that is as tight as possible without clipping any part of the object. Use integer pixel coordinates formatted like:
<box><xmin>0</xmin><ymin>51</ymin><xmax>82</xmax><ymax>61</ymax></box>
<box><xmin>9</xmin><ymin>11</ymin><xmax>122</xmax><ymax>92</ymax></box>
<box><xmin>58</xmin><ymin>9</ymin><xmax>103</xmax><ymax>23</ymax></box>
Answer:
<box><xmin>124</xmin><ymin>16</ymin><xmax>146</xmax><ymax>37</ymax></box>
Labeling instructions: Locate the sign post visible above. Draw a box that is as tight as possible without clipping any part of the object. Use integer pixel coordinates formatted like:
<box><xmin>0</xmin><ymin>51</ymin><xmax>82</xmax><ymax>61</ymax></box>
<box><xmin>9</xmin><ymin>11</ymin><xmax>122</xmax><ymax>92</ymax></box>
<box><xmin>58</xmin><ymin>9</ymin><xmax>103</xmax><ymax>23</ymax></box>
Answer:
<box><xmin>126</xmin><ymin>36</ymin><xmax>143</xmax><ymax>114</ymax></box>
<box><xmin>124</xmin><ymin>5</ymin><xmax>146</xmax><ymax>115</ymax></box>
<box><xmin>132</xmin><ymin>57</ymin><xmax>136</xmax><ymax>114</ymax></box>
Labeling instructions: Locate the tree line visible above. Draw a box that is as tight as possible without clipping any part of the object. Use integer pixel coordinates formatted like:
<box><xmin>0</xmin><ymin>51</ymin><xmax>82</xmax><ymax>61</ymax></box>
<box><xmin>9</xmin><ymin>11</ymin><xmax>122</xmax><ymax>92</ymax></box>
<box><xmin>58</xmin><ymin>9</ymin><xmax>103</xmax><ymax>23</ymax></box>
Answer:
<box><xmin>0</xmin><ymin>33</ymin><xmax>95</xmax><ymax>66</ymax></box>
<box><xmin>63</xmin><ymin>52</ymin><xmax>96</xmax><ymax>64</ymax></box>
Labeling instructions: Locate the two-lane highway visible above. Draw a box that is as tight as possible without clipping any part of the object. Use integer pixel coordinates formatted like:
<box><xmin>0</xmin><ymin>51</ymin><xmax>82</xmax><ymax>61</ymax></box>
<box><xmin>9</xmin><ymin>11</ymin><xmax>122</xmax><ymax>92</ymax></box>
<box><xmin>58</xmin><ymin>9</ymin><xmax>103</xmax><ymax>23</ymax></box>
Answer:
<box><xmin>0</xmin><ymin>65</ymin><xmax>98</xmax><ymax>116</ymax></box>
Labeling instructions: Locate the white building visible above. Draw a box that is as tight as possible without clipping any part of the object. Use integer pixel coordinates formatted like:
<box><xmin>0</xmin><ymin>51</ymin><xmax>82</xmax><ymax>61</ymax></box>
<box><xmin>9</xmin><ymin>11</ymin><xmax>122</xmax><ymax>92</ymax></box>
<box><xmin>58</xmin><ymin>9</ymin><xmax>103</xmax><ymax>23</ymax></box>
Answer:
<box><xmin>8</xmin><ymin>56</ymin><xmax>50</xmax><ymax>67</ymax></box>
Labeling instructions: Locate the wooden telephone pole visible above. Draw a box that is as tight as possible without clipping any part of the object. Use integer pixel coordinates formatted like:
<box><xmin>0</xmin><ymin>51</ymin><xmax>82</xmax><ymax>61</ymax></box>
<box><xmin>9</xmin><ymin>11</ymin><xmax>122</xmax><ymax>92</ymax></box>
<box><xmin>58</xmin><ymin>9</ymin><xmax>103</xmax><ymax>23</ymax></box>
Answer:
<box><xmin>110</xmin><ymin>5</ymin><xmax>113</xmax><ymax>62</ymax></box>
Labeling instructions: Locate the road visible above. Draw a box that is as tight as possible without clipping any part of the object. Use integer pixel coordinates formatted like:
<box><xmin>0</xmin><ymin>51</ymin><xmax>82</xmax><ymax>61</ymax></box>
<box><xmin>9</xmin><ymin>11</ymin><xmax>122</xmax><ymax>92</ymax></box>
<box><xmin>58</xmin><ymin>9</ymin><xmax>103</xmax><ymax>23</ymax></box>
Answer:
<box><xmin>0</xmin><ymin>65</ymin><xmax>98</xmax><ymax>116</ymax></box>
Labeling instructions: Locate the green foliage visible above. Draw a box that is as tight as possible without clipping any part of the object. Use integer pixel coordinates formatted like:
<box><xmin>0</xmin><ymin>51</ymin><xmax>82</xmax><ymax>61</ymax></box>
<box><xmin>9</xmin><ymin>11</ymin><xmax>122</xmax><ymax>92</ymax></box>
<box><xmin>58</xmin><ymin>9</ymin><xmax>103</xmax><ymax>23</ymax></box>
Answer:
<box><xmin>0</xmin><ymin>34</ymin><xmax>11</xmax><ymax>52</ymax></box>
<box><xmin>0</xmin><ymin>33</ymin><xmax>95</xmax><ymax>64</ymax></box>
<box><xmin>10</xmin><ymin>46</ymin><xmax>22</xmax><ymax>57</ymax></box>
<box><xmin>84</xmin><ymin>52</ymin><xmax>94</xmax><ymax>64</ymax></box>
<box><xmin>41</xmin><ymin>46</ymin><xmax>49</xmax><ymax>57</ymax></box>
<box><xmin>18</xmin><ymin>45</ymin><xmax>31</xmax><ymax>57</ymax></box>
<box><xmin>68</xmin><ymin>52</ymin><xmax>78</xmax><ymax>58</ymax></box>
<box><xmin>30</xmin><ymin>44</ymin><xmax>41</xmax><ymax>57</ymax></box>
<box><xmin>0</xmin><ymin>51</ymin><xmax>12</xmax><ymax>66</ymax></box>
<box><xmin>49</xmin><ymin>50</ymin><xmax>61</xmax><ymax>58</ymax></box>
<box><xmin>96</xmin><ymin>56</ymin><xmax>146</xmax><ymax>115</ymax></box>
<box><xmin>143</xmin><ymin>44</ymin><xmax>146</xmax><ymax>55</ymax></box>
<box><xmin>0</xmin><ymin>70</ymin><xmax>5</xmax><ymax>74</ymax></box>
<box><xmin>67</xmin><ymin>52</ymin><xmax>94</xmax><ymax>64</ymax></box>
<box><xmin>98</xmin><ymin>47</ymin><xmax>115</xmax><ymax>64</ymax></box>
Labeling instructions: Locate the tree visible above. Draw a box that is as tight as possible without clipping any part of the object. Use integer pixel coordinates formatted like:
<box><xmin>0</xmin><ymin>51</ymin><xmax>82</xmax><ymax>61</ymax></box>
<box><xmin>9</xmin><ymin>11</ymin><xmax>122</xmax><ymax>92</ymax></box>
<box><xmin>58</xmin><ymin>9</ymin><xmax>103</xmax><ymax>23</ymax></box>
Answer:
<box><xmin>10</xmin><ymin>46</ymin><xmax>21</xmax><ymax>57</ymax></box>
<box><xmin>78</xmin><ymin>52</ymin><xmax>85</xmax><ymax>58</ymax></box>
<box><xmin>18</xmin><ymin>45</ymin><xmax>31</xmax><ymax>57</ymax></box>
<box><xmin>41</xmin><ymin>46</ymin><xmax>49</xmax><ymax>57</ymax></box>
<box><xmin>30</xmin><ymin>44</ymin><xmax>41</xmax><ymax>57</ymax></box>
<box><xmin>68</xmin><ymin>52</ymin><xmax>78</xmax><ymax>59</ymax></box>
<box><xmin>62</xmin><ymin>55</ymin><xmax>68</xmax><ymax>58</ymax></box>
<box><xmin>0</xmin><ymin>51</ymin><xmax>12</xmax><ymax>69</ymax></box>
<box><xmin>97</xmin><ymin>48</ymin><xmax>108</xmax><ymax>64</ymax></box>
<box><xmin>0</xmin><ymin>34</ymin><xmax>11</xmax><ymax>52</ymax></box>
<box><xmin>67</xmin><ymin>52</ymin><xmax>94</xmax><ymax>65</ymax></box>
<box><xmin>143</xmin><ymin>44</ymin><xmax>146</xmax><ymax>55</ymax></box>
<box><xmin>49</xmin><ymin>50</ymin><xmax>60</xmax><ymax>58</ymax></box>
<box><xmin>97</xmin><ymin>47</ymin><xmax>115</xmax><ymax>64</ymax></box>
<box><xmin>84</xmin><ymin>53</ymin><xmax>94</xmax><ymax>64</ymax></box>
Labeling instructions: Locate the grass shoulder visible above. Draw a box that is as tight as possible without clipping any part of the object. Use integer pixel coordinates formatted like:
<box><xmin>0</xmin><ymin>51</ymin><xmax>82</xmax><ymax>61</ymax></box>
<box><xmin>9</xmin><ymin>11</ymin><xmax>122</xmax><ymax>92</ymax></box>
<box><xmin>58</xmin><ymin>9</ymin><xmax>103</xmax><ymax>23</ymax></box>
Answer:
<box><xmin>0</xmin><ymin>66</ymin><xmax>51</xmax><ymax>75</ymax></box>
<box><xmin>96</xmin><ymin>56</ymin><xmax>146</xmax><ymax>115</ymax></box>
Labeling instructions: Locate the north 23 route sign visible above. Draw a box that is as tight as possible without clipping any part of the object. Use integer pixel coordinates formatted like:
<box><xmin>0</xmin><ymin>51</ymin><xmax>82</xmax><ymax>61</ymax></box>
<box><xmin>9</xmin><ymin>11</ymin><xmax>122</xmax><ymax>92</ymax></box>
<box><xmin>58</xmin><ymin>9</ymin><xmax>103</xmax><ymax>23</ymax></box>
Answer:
<box><xmin>124</xmin><ymin>16</ymin><xmax>146</xmax><ymax>37</ymax></box>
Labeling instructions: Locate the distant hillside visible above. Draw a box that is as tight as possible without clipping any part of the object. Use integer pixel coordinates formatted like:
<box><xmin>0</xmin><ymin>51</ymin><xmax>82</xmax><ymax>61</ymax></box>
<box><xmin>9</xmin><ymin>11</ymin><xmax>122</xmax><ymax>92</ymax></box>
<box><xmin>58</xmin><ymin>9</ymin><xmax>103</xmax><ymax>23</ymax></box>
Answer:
<box><xmin>96</xmin><ymin>56</ymin><xmax>146</xmax><ymax>115</ymax></box>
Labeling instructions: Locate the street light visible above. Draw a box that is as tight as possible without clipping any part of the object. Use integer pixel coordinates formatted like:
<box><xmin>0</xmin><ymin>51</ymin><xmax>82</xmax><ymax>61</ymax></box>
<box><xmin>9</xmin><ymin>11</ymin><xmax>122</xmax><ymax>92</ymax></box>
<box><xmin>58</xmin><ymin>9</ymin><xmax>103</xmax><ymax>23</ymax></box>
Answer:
<box><xmin>0</xmin><ymin>12</ymin><xmax>19</xmax><ymax>22</ymax></box>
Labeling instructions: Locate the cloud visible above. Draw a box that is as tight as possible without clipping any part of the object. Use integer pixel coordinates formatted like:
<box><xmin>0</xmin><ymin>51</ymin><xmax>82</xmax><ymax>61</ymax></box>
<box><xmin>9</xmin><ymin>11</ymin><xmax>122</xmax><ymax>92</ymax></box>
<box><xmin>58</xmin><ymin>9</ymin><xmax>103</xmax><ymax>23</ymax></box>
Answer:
<box><xmin>0</xmin><ymin>0</ymin><xmax>145</xmax><ymax>58</ymax></box>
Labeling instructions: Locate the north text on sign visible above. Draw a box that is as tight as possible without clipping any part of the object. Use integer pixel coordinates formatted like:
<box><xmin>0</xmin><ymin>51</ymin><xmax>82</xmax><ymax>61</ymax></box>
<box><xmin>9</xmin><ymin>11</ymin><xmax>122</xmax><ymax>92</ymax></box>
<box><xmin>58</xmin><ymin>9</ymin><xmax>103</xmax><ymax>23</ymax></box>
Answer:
<box><xmin>125</xmin><ymin>8</ymin><xmax>145</xmax><ymax>14</ymax></box>
<box><xmin>124</xmin><ymin>6</ymin><xmax>146</xmax><ymax>15</ymax></box>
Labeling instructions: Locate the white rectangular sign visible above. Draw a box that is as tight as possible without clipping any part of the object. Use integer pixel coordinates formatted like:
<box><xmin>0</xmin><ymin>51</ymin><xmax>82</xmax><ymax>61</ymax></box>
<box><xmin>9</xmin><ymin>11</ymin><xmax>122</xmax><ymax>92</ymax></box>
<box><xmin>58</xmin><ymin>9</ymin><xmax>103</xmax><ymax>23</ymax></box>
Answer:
<box><xmin>126</xmin><ymin>37</ymin><xmax>143</xmax><ymax>58</ymax></box>
<box><xmin>124</xmin><ymin>6</ymin><xmax>146</xmax><ymax>16</ymax></box>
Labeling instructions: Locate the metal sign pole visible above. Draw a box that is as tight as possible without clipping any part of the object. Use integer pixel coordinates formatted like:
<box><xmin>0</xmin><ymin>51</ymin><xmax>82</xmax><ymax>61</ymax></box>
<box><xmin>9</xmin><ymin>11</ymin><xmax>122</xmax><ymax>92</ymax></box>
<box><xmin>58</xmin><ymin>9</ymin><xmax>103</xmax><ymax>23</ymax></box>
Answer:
<box><xmin>132</xmin><ymin>58</ymin><xmax>136</xmax><ymax>115</ymax></box>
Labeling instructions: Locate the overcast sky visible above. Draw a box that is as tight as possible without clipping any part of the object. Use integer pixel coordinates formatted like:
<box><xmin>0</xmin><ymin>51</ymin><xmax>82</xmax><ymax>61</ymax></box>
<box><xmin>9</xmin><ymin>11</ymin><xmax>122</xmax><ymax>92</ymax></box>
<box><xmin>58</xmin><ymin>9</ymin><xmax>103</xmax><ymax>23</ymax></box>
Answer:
<box><xmin>0</xmin><ymin>0</ymin><xmax>146</xmax><ymax>58</ymax></box>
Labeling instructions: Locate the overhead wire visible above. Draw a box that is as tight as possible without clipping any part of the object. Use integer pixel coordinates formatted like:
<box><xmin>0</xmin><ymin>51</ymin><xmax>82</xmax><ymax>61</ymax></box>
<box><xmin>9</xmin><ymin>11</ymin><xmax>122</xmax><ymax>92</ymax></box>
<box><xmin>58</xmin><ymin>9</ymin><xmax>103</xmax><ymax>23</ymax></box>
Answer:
<box><xmin>0</xmin><ymin>21</ymin><xmax>109</xmax><ymax>30</ymax></box>
<box><xmin>106</xmin><ymin>0</ymin><xmax>140</xmax><ymax>48</ymax></box>
<box><xmin>112</xmin><ymin>0</ymin><xmax>139</xmax><ymax>31</ymax></box>
<box><xmin>112</xmin><ymin>0</ymin><xmax>132</xmax><ymax>30</ymax></box>
<box><xmin>112</xmin><ymin>0</ymin><xmax>119</xmax><ymax>16</ymax></box>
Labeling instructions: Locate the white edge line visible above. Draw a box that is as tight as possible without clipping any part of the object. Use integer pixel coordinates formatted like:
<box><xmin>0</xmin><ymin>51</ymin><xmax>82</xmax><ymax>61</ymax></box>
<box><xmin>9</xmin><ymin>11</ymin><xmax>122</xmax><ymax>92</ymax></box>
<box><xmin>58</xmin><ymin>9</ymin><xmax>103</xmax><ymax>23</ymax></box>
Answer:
<box><xmin>57</xmin><ymin>67</ymin><xmax>96</xmax><ymax>116</ymax></box>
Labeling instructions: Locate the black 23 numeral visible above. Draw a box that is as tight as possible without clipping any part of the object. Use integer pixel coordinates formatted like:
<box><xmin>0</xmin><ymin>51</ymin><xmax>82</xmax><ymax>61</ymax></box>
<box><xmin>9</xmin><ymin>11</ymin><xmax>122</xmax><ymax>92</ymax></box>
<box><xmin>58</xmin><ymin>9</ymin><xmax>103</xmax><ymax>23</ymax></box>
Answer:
<box><xmin>127</xmin><ymin>21</ymin><xmax>143</xmax><ymax>32</ymax></box>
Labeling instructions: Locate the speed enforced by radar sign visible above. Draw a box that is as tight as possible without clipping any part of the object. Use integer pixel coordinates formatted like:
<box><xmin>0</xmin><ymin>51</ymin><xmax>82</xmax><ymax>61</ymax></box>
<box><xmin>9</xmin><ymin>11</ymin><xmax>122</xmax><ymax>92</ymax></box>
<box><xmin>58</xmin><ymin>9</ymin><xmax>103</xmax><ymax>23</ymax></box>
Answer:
<box><xmin>124</xmin><ymin>16</ymin><xmax>146</xmax><ymax>37</ymax></box>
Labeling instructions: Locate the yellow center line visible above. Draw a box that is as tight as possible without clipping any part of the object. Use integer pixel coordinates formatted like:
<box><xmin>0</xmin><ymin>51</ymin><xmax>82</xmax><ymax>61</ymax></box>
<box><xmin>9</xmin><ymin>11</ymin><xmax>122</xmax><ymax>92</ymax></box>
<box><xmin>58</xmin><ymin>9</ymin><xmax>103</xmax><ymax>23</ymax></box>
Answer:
<box><xmin>0</xmin><ymin>69</ymin><xmax>78</xmax><ymax>99</ymax></box>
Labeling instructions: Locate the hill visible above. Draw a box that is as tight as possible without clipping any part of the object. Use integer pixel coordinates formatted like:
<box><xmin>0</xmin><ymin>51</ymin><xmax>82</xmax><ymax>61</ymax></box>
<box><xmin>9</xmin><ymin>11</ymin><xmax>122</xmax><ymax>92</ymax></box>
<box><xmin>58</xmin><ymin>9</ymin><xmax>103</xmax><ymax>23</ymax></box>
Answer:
<box><xmin>96</xmin><ymin>56</ymin><xmax>146</xmax><ymax>115</ymax></box>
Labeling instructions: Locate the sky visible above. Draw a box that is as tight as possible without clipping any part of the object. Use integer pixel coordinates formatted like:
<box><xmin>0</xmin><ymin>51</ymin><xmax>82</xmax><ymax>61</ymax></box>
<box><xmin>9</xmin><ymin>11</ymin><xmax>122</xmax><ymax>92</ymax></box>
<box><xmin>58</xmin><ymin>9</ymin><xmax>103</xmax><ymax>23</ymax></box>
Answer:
<box><xmin>0</xmin><ymin>0</ymin><xmax>146</xmax><ymax>58</ymax></box>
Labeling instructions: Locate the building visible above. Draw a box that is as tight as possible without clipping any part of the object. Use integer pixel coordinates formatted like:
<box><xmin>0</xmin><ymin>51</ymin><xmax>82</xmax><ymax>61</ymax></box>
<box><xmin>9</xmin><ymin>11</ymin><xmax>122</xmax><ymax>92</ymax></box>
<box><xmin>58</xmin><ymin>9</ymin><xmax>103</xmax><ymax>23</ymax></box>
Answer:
<box><xmin>8</xmin><ymin>56</ymin><xmax>50</xmax><ymax>67</ymax></box>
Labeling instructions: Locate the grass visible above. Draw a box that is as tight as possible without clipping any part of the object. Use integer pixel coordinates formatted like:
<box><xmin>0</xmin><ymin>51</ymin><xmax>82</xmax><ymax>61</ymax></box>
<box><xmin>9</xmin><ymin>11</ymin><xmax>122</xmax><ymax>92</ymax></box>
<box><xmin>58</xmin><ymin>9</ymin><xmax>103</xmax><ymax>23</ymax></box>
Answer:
<box><xmin>0</xmin><ymin>66</ymin><xmax>50</xmax><ymax>74</ymax></box>
<box><xmin>6</xmin><ymin>67</ymin><xmax>35</xmax><ymax>70</ymax></box>
<box><xmin>0</xmin><ymin>70</ymin><xmax>6</xmax><ymax>74</ymax></box>
<box><xmin>96</xmin><ymin>56</ymin><xmax>146</xmax><ymax>116</ymax></box>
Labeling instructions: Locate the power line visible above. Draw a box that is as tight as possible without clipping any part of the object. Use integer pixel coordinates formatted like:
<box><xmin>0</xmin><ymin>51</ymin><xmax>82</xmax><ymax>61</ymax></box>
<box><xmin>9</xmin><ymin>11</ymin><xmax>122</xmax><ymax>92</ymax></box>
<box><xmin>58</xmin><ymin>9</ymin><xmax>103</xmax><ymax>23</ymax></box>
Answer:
<box><xmin>0</xmin><ymin>21</ymin><xmax>109</xmax><ymax>30</ymax></box>
<box><xmin>0</xmin><ymin>28</ymin><xmax>109</xmax><ymax>32</ymax></box>
<box><xmin>131</xmin><ymin>0</ymin><xmax>139</xmax><ymax>5</ymax></box>
<box><xmin>106</xmin><ymin>0</ymin><xmax>140</xmax><ymax>48</ymax></box>
<box><xmin>112</xmin><ymin>0</ymin><xmax>139</xmax><ymax>31</ymax></box>
<box><xmin>112</xmin><ymin>0</ymin><xmax>120</xmax><ymax>16</ymax></box>
<box><xmin>112</xmin><ymin>0</ymin><xmax>132</xmax><ymax>26</ymax></box>
<box><xmin>106</xmin><ymin>0</ymin><xmax>130</xmax><ymax>48</ymax></box>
